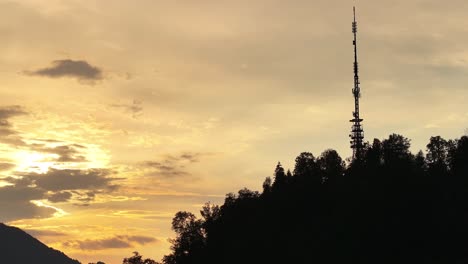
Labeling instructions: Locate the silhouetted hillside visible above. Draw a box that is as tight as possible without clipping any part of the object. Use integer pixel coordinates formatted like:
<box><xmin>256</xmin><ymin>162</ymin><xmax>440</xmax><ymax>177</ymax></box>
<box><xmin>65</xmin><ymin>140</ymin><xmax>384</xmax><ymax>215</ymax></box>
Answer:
<box><xmin>158</xmin><ymin>134</ymin><xmax>468</xmax><ymax>264</ymax></box>
<box><xmin>0</xmin><ymin>223</ymin><xmax>80</xmax><ymax>264</ymax></box>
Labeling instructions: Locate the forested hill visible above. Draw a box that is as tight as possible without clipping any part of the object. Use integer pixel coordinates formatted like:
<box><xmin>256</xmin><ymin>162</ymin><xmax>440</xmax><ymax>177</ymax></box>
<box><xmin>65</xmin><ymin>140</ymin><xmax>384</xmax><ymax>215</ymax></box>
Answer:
<box><xmin>158</xmin><ymin>134</ymin><xmax>468</xmax><ymax>264</ymax></box>
<box><xmin>0</xmin><ymin>223</ymin><xmax>80</xmax><ymax>264</ymax></box>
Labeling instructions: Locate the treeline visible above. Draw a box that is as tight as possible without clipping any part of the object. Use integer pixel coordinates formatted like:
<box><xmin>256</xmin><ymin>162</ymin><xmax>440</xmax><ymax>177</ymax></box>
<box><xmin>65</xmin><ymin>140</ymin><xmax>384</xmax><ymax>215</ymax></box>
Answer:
<box><xmin>147</xmin><ymin>134</ymin><xmax>468</xmax><ymax>264</ymax></box>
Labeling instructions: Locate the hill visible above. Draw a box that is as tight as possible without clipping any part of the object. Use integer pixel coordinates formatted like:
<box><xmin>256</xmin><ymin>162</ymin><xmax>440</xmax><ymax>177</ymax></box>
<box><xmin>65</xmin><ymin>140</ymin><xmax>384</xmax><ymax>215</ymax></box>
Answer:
<box><xmin>0</xmin><ymin>223</ymin><xmax>80</xmax><ymax>264</ymax></box>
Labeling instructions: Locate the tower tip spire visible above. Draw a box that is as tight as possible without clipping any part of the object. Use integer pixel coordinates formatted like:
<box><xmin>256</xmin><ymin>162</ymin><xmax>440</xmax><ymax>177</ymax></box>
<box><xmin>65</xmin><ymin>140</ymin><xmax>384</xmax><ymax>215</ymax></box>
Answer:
<box><xmin>353</xmin><ymin>6</ymin><xmax>356</xmax><ymax>22</ymax></box>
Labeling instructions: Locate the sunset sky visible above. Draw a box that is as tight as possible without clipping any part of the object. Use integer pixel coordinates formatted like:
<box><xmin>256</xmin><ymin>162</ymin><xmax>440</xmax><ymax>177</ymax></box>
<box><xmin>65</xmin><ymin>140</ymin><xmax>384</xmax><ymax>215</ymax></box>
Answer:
<box><xmin>1</xmin><ymin>0</ymin><xmax>467</xmax><ymax>263</ymax></box>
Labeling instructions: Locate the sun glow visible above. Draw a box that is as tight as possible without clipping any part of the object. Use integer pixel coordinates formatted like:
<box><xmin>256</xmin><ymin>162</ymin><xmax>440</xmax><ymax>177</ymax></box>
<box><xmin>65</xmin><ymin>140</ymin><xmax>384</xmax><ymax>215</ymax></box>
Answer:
<box><xmin>12</xmin><ymin>151</ymin><xmax>55</xmax><ymax>173</ymax></box>
<box><xmin>0</xmin><ymin>181</ymin><xmax>13</xmax><ymax>187</ymax></box>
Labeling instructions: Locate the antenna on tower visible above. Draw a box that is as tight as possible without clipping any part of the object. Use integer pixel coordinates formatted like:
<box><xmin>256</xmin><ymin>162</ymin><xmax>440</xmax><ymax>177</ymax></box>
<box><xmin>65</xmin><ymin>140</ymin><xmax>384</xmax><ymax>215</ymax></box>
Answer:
<box><xmin>349</xmin><ymin>6</ymin><xmax>364</xmax><ymax>160</ymax></box>
<box><xmin>353</xmin><ymin>6</ymin><xmax>356</xmax><ymax>23</ymax></box>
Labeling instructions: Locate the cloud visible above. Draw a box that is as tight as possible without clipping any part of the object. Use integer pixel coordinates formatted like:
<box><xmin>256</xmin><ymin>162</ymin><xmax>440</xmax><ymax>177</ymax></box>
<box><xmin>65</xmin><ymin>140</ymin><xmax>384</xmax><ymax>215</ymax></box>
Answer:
<box><xmin>70</xmin><ymin>190</ymin><xmax>97</xmax><ymax>206</ymax></box>
<box><xmin>25</xmin><ymin>229</ymin><xmax>67</xmax><ymax>238</ymax></box>
<box><xmin>0</xmin><ymin>105</ymin><xmax>27</xmax><ymax>146</ymax></box>
<box><xmin>110</xmin><ymin>99</ymin><xmax>143</xmax><ymax>118</ymax></box>
<box><xmin>178</xmin><ymin>152</ymin><xmax>202</xmax><ymax>163</ymax></box>
<box><xmin>0</xmin><ymin>105</ymin><xmax>27</xmax><ymax>120</ymax></box>
<box><xmin>143</xmin><ymin>161</ymin><xmax>189</xmax><ymax>177</ymax></box>
<box><xmin>20</xmin><ymin>168</ymin><xmax>118</xmax><ymax>192</ymax></box>
<box><xmin>0</xmin><ymin>184</ymin><xmax>55</xmax><ymax>222</ymax></box>
<box><xmin>63</xmin><ymin>235</ymin><xmax>158</xmax><ymax>251</ymax></box>
<box><xmin>142</xmin><ymin>152</ymin><xmax>205</xmax><ymax>178</ymax></box>
<box><xmin>27</xmin><ymin>59</ymin><xmax>103</xmax><ymax>82</ymax></box>
<box><xmin>47</xmin><ymin>191</ymin><xmax>73</xmax><ymax>203</ymax></box>
<box><xmin>0</xmin><ymin>168</ymin><xmax>122</xmax><ymax>220</ymax></box>
<box><xmin>29</xmin><ymin>144</ymin><xmax>87</xmax><ymax>163</ymax></box>
<box><xmin>0</xmin><ymin>162</ymin><xmax>15</xmax><ymax>171</ymax></box>
<box><xmin>32</xmin><ymin>139</ymin><xmax>64</xmax><ymax>144</ymax></box>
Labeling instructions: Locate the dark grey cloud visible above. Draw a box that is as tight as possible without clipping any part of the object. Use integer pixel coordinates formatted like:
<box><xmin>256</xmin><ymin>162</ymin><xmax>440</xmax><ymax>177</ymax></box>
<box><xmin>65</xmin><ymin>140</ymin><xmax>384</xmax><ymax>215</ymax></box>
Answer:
<box><xmin>0</xmin><ymin>168</ymin><xmax>122</xmax><ymax>221</ymax></box>
<box><xmin>20</xmin><ymin>168</ymin><xmax>117</xmax><ymax>192</ymax></box>
<box><xmin>0</xmin><ymin>200</ymin><xmax>56</xmax><ymax>222</ymax></box>
<box><xmin>0</xmin><ymin>184</ymin><xmax>55</xmax><ymax>222</ymax></box>
<box><xmin>0</xmin><ymin>105</ymin><xmax>27</xmax><ymax>120</ymax></box>
<box><xmin>0</xmin><ymin>181</ymin><xmax>45</xmax><ymax>201</ymax></box>
<box><xmin>127</xmin><ymin>235</ymin><xmax>157</xmax><ymax>244</ymax></box>
<box><xmin>45</xmin><ymin>190</ymin><xmax>98</xmax><ymax>205</ymax></box>
<box><xmin>2</xmin><ymin>176</ymin><xmax>33</xmax><ymax>188</ymax></box>
<box><xmin>29</xmin><ymin>144</ymin><xmax>87</xmax><ymax>163</ymax></box>
<box><xmin>110</xmin><ymin>99</ymin><xmax>143</xmax><ymax>118</ymax></box>
<box><xmin>47</xmin><ymin>191</ymin><xmax>73</xmax><ymax>203</ymax></box>
<box><xmin>27</xmin><ymin>59</ymin><xmax>103</xmax><ymax>82</ymax></box>
<box><xmin>0</xmin><ymin>105</ymin><xmax>27</xmax><ymax>146</ymax></box>
<box><xmin>63</xmin><ymin>235</ymin><xmax>158</xmax><ymax>251</ymax></box>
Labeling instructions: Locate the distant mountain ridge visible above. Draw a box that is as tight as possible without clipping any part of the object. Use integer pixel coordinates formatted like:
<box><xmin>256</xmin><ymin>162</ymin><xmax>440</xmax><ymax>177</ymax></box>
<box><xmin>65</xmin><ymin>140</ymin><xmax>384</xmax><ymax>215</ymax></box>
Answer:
<box><xmin>0</xmin><ymin>223</ymin><xmax>80</xmax><ymax>264</ymax></box>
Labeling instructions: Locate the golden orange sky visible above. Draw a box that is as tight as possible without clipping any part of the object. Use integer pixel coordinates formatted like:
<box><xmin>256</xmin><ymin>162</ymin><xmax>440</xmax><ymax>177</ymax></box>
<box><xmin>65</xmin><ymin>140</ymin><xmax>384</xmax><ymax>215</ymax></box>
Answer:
<box><xmin>1</xmin><ymin>0</ymin><xmax>468</xmax><ymax>263</ymax></box>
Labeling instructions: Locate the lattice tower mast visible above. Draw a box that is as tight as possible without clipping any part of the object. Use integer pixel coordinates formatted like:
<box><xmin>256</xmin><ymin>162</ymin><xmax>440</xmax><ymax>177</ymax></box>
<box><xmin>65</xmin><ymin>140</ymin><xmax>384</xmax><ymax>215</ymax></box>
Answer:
<box><xmin>350</xmin><ymin>6</ymin><xmax>364</xmax><ymax>160</ymax></box>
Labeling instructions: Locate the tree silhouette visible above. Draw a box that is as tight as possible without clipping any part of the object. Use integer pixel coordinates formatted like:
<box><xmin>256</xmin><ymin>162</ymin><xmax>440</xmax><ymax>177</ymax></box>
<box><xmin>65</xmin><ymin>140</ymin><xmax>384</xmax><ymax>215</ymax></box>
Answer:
<box><xmin>317</xmin><ymin>149</ymin><xmax>345</xmax><ymax>183</ymax></box>
<box><xmin>451</xmin><ymin>136</ymin><xmax>468</xmax><ymax>176</ymax></box>
<box><xmin>163</xmin><ymin>212</ymin><xmax>206</xmax><ymax>264</ymax></box>
<box><xmin>262</xmin><ymin>176</ymin><xmax>272</xmax><ymax>194</ymax></box>
<box><xmin>153</xmin><ymin>133</ymin><xmax>468</xmax><ymax>264</ymax></box>
<box><xmin>123</xmin><ymin>252</ymin><xmax>158</xmax><ymax>264</ymax></box>
<box><xmin>293</xmin><ymin>152</ymin><xmax>316</xmax><ymax>177</ymax></box>
<box><xmin>426</xmin><ymin>136</ymin><xmax>449</xmax><ymax>172</ymax></box>
<box><xmin>382</xmin><ymin>133</ymin><xmax>411</xmax><ymax>164</ymax></box>
<box><xmin>272</xmin><ymin>162</ymin><xmax>286</xmax><ymax>190</ymax></box>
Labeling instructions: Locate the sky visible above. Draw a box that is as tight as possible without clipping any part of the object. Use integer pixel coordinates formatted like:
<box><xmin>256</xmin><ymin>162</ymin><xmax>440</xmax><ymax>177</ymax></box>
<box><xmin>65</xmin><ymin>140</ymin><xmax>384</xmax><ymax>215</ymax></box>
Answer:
<box><xmin>0</xmin><ymin>0</ymin><xmax>467</xmax><ymax>263</ymax></box>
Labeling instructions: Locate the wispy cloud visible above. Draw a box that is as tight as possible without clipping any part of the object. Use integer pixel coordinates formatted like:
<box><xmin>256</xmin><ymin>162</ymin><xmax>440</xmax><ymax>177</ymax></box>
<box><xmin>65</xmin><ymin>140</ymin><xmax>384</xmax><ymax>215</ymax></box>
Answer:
<box><xmin>29</xmin><ymin>144</ymin><xmax>87</xmax><ymax>163</ymax></box>
<box><xmin>110</xmin><ymin>99</ymin><xmax>143</xmax><ymax>118</ymax></box>
<box><xmin>142</xmin><ymin>152</ymin><xmax>208</xmax><ymax>178</ymax></box>
<box><xmin>0</xmin><ymin>162</ymin><xmax>15</xmax><ymax>171</ymax></box>
<box><xmin>25</xmin><ymin>229</ymin><xmax>67</xmax><ymax>238</ymax></box>
<box><xmin>63</xmin><ymin>235</ymin><xmax>158</xmax><ymax>250</ymax></box>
